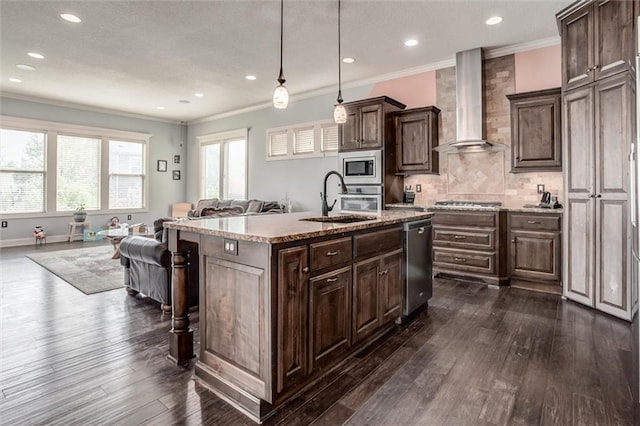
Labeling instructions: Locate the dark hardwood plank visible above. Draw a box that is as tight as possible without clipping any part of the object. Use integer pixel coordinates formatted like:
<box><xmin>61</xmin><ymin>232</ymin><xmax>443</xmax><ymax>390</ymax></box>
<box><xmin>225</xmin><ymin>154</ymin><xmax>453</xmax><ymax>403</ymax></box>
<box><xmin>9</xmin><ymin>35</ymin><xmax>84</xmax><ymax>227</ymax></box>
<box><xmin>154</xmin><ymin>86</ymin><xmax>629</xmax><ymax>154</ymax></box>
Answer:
<box><xmin>0</xmin><ymin>242</ymin><xmax>634</xmax><ymax>425</ymax></box>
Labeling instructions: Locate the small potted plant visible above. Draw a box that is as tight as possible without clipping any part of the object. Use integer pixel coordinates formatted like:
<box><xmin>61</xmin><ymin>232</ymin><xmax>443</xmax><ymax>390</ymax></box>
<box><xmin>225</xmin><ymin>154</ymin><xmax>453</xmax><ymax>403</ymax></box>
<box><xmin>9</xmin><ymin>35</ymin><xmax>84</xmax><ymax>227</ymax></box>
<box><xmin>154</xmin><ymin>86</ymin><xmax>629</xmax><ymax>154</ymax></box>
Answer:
<box><xmin>73</xmin><ymin>204</ymin><xmax>87</xmax><ymax>222</ymax></box>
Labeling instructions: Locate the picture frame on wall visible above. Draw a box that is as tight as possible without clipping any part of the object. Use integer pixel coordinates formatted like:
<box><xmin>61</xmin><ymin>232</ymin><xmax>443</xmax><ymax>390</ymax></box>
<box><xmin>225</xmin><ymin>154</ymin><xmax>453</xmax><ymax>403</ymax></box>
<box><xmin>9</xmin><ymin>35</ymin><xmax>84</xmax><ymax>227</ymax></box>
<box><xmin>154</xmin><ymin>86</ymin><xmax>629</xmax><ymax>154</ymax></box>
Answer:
<box><xmin>157</xmin><ymin>160</ymin><xmax>167</xmax><ymax>172</ymax></box>
<box><xmin>174</xmin><ymin>155</ymin><xmax>180</xmax><ymax>164</ymax></box>
<box><xmin>173</xmin><ymin>170</ymin><xmax>181</xmax><ymax>180</ymax></box>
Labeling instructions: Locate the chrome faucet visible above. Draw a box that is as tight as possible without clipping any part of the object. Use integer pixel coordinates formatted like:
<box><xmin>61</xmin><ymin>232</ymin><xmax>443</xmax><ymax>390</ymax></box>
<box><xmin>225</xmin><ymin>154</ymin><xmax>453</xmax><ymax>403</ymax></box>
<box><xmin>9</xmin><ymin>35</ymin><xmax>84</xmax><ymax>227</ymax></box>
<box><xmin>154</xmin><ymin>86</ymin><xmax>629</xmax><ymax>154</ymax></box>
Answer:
<box><xmin>321</xmin><ymin>171</ymin><xmax>347</xmax><ymax>216</ymax></box>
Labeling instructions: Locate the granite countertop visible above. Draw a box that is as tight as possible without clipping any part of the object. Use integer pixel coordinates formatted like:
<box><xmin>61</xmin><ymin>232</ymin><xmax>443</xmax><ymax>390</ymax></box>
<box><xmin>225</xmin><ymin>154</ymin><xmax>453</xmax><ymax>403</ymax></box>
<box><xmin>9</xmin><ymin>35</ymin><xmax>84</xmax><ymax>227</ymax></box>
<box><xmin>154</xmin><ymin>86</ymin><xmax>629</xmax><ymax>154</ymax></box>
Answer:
<box><xmin>422</xmin><ymin>204</ymin><xmax>563</xmax><ymax>214</ymax></box>
<box><xmin>164</xmin><ymin>210</ymin><xmax>433</xmax><ymax>244</ymax></box>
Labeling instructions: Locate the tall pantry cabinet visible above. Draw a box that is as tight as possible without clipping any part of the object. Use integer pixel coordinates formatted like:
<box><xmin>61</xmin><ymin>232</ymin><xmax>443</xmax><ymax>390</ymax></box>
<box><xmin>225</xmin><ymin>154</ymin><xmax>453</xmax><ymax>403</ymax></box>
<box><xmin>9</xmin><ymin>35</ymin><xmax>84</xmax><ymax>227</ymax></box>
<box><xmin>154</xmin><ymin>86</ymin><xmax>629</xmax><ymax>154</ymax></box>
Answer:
<box><xmin>558</xmin><ymin>0</ymin><xmax>636</xmax><ymax>320</ymax></box>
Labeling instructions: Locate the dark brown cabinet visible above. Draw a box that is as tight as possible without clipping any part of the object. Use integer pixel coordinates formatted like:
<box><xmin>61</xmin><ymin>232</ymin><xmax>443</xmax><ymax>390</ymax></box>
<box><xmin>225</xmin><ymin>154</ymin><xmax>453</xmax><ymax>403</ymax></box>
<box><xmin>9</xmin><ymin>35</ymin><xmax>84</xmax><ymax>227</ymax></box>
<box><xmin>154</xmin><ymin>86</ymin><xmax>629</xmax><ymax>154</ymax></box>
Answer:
<box><xmin>432</xmin><ymin>210</ymin><xmax>508</xmax><ymax>287</ymax></box>
<box><xmin>378</xmin><ymin>249</ymin><xmax>403</xmax><ymax>324</ymax></box>
<box><xmin>276</xmin><ymin>245</ymin><xmax>309</xmax><ymax>393</ymax></box>
<box><xmin>507</xmin><ymin>88</ymin><xmax>562</xmax><ymax>172</ymax></box>
<box><xmin>509</xmin><ymin>213</ymin><xmax>562</xmax><ymax>294</ymax></box>
<box><xmin>339</xmin><ymin>96</ymin><xmax>405</xmax><ymax>152</ymax></box>
<box><xmin>352</xmin><ymin>257</ymin><xmax>381</xmax><ymax>343</ymax></box>
<box><xmin>557</xmin><ymin>0</ymin><xmax>634</xmax><ymax>91</ymax></box>
<box><xmin>309</xmin><ymin>266</ymin><xmax>352</xmax><ymax>371</ymax></box>
<box><xmin>393</xmin><ymin>106</ymin><xmax>440</xmax><ymax>175</ymax></box>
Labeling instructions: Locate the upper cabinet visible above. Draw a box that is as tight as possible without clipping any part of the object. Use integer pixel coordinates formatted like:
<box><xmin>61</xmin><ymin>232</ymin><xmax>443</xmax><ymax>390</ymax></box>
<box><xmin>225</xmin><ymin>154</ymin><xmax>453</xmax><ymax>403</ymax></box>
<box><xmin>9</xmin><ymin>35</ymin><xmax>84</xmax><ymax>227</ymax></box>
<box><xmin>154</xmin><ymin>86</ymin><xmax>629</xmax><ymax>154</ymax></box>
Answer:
<box><xmin>557</xmin><ymin>0</ymin><xmax>634</xmax><ymax>91</ymax></box>
<box><xmin>393</xmin><ymin>106</ymin><xmax>440</xmax><ymax>175</ymax></box>
<box><xmin>339</xmin><ymin>96</ymin><xmax>405</xmax><ymax>152</ymax></box>
<box><xmin>507</xmin><ymin>88</ymin><xmax>562</xmax><ymax>173</ymax></box>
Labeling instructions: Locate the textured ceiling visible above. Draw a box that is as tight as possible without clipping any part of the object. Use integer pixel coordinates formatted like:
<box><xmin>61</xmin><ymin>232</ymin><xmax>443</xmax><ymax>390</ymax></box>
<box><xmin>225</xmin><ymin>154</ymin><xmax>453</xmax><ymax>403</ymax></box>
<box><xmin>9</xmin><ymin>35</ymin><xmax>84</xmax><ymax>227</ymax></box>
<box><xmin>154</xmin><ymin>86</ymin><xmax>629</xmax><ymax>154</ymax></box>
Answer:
<box><xmin>0</xmin><ymin>0</ymin><xmax>574</xmax><ymax>122</ymax></box>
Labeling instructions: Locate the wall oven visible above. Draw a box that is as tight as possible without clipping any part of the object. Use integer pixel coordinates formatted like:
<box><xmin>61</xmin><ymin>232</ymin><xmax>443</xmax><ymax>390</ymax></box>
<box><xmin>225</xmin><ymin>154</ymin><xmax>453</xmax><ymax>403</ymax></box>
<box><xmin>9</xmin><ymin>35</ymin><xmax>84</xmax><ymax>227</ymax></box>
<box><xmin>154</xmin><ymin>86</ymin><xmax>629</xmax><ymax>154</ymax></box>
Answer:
<box><xmin>340</xmin><ymin>185</ymin><xmax>383</xmax><ymax>214</ymax></box>
<box><xmin>338</xmin><ymin>150</ymin><xmax>383</xmax><ymax>185</ymax></box>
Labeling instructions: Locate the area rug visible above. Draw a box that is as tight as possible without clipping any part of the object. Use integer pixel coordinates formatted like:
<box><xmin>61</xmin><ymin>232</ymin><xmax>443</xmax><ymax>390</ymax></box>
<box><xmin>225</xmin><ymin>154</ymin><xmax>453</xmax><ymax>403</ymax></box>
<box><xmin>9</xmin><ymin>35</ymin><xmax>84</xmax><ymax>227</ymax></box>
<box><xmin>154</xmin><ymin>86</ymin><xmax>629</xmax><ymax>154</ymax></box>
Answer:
<box><xmin>26</xmin><ymin>244</ymin><xmax>124</xmax><ymax>295</ymax></box>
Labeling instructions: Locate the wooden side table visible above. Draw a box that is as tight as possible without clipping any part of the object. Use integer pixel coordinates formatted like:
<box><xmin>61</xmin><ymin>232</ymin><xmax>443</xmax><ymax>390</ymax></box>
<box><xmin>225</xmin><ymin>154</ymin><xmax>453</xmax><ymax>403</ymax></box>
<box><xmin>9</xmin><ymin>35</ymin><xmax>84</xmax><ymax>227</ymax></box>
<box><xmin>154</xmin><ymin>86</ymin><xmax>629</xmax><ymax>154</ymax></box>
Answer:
<box><xmin>67</xmin><ymin>221</ymin><xmax>92</xmax><ymax>242</ymax></box>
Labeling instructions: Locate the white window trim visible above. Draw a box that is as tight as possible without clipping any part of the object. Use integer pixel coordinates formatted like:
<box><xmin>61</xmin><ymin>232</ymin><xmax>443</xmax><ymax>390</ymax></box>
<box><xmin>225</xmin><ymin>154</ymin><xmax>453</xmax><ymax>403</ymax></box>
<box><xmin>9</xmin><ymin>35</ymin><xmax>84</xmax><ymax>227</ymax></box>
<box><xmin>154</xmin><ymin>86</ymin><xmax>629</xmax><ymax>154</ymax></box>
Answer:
<box><xmin>266</xmin><ymin>119</ymin><xmax>338</xmax><ymax>161</ymax></box>
<box><xmin>197</xmin><ymin>128</ymin><xmax>248</xmax><ymax>200</ymax></box>
<box><xmin>0</xmin><ymin>115</ymin><xmax>151</xmax><ymax>219</ymax></box>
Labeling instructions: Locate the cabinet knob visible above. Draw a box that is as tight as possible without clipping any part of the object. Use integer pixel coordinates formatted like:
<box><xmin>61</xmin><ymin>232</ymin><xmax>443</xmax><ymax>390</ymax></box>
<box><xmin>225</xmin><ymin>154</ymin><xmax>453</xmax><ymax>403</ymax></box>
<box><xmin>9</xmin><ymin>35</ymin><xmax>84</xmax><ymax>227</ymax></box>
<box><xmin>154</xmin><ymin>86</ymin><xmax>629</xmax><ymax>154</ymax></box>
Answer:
<box><xmin>302</xmin><ymin>266</ymin><xmax>309</xmax><ymax>273</ymax></box>
<box><xmin>596</xmin><ymin>194</ymin><xmax>602</xmax><ymax>198</ymax></box>
<box><xmin>511</xmin><ymin>239</ymin><xmax>516</xmax><ymax>243</ymax></box>
<box><xmin>593</xmin><ymin>64</ymin><xmax>600</xmax><ymax>70</ymax></box>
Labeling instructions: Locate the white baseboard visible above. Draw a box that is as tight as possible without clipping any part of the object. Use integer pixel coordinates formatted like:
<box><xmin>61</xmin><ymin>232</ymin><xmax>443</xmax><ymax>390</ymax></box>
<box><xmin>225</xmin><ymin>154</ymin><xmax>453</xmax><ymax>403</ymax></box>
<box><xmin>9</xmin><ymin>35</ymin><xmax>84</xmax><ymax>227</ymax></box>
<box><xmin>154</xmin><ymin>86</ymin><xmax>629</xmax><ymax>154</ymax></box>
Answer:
<box><xmin>0</xmin><ymin>234</ymin><xmax>70</xmax><ymax>248</ymax></box>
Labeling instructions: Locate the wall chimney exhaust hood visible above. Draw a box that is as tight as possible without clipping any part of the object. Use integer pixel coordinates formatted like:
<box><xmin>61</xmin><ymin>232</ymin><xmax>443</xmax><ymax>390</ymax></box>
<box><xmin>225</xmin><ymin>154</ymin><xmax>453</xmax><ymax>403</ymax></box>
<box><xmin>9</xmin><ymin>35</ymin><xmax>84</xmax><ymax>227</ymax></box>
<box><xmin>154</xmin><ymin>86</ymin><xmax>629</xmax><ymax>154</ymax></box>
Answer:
<box><xmin>434</xmin><ymin>48</ymin><xmax>508</xmax><ymax>153</ymax></box>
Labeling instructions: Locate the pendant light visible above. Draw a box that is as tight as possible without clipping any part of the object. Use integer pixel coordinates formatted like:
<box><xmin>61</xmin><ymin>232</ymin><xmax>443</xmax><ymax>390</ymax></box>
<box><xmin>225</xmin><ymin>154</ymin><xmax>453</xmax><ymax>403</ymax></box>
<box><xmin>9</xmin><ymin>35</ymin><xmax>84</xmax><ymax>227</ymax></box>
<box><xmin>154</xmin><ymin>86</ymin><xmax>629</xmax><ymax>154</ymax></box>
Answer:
<box><xmin>333</xmin><ymin>0</ymin><xmax>347</xmax><ymax>123</ymax></box>
<box><xmin>273</xmin><ymin>0</ymin><xmax>288</xmax><ymax>109</ymax></box>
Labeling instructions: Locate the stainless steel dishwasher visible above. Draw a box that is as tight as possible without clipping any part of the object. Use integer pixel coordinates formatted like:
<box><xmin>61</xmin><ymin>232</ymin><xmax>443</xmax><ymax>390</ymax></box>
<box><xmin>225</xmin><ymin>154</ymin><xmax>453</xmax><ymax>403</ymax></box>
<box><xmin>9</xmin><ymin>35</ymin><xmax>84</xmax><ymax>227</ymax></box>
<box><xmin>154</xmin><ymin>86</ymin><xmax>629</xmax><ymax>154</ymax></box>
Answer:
<box><xmin>403</xmin><ymin>218</ymin><xmax>433</xmax><ymax>316</ymax></box>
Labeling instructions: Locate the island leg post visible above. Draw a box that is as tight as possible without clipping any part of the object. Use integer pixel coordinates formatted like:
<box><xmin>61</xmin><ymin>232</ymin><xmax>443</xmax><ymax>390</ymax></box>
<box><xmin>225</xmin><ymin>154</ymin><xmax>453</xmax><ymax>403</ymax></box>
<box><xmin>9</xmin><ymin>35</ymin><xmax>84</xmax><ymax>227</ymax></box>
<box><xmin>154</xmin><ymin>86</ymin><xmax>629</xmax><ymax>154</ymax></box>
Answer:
<box><xmin>168</xmin><ymin>233</ymin><xmax>194</xmax><ymax>366</ymax></box>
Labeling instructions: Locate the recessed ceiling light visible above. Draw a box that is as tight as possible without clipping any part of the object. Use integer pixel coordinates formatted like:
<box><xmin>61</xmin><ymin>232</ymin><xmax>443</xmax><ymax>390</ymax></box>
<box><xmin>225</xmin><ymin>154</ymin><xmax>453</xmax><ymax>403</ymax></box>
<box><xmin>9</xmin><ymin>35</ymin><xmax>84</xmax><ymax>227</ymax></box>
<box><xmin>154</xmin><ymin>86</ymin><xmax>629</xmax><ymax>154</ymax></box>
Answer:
<box><xmin>9</xmin><ymin>78</ymin><xmax>22</xmax><ymax>83</ymax></box>
<box><xmin>404</xmin><ymin>39</ymin><xmax>418</xmax><ymax>47</ymax></box>
<box><xmin>16</xmin><ymin>64</ymin><xmax>36</xmax><ymax>71</ymax></box>
<box><xmin>28</xmin><ymin>52</ymin><xmax>44</xmax><ymax>59</ymax></box>
<box><xmin>156</xmin><ymin>106</ymin><xmax>165</xmax><ymax>110</ymax></box>
<box><xmin>179</xmin><ymin>100</ymin><xmax>190</xmax><ymax>104</ymax></box>
<box><xmin>60</xmin><ymin>13</ymin><xmax>81</xmax><ymax>23</ymax></box>
<box><xmin>485</xmin><ymin>16</ymin><xmax>503</xmax><ymax>25</ymax></box>
<box><xmin>194</xmin><ymin>93</ymin><xmax>204</xmax><ymax>98</ymax></box>
<box><xmin>245</xmin><ymin>75</ymin><xmax>257</xmax><ymax>81</ymax></box>
<box><xmin>342</xmin><ymin>57</ymin><xmax>355</xmax><ymax>64</ymax></box>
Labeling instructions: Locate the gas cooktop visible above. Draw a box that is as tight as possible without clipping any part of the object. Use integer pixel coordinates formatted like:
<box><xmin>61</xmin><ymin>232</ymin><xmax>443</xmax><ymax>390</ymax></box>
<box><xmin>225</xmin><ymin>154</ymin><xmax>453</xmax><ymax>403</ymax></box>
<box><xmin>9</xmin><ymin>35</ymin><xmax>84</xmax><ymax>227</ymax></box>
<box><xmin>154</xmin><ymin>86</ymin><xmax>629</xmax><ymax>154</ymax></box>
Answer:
<box><xmin>434</xmin><ymin>200</ymin><xmax>502</xmax><ymax>208</ymax></box>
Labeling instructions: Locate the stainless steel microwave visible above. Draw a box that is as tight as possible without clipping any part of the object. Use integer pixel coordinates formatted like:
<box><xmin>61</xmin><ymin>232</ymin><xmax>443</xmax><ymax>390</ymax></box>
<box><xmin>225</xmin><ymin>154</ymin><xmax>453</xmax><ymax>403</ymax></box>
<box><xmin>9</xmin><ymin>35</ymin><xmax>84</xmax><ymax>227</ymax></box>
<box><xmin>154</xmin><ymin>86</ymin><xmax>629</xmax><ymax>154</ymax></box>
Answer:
<box><xmin>338</xmin><ymin>150</ymin><xmax>383</xmax><ymax>185</ymax></box>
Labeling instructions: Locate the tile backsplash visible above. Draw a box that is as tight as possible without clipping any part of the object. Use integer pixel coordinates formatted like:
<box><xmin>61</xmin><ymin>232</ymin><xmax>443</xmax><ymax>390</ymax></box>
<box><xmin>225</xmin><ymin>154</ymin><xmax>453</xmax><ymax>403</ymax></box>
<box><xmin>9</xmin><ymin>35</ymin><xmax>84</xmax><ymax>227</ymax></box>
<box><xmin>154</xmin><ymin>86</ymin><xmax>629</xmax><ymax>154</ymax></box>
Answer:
<box><xmin>405</xmin><ymin>55</ymin><xmax>563</xmax><ymax>208</ymax></box>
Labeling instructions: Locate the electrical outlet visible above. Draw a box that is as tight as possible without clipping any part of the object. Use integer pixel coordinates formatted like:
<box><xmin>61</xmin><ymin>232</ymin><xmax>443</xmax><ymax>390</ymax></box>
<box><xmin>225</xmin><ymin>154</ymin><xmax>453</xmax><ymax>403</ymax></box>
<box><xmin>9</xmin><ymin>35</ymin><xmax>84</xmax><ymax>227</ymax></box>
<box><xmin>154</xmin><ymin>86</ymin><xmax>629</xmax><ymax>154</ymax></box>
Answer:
<box><xmin>127</xmin><ymin>214</ymin><xmax>132</xmax><ymax>220</ymax></box>
<box><xmin>537</xmin><ymin>184</ymin><xmax>545</xmax><ymax>194</ymax></box>
<box><xmin>223</xmin><ymin>238</ymin><xmax>238</xmax><ymax>256</ymax></box>
<box><xmin>416</xmin><ymin>184</ymin><xmax>422</xmax><ymax>193</ymax></box>
<box><xmin>1</xmin><ymin>221</ymin><xmax>7</xmax><ymax>228</ymax></box>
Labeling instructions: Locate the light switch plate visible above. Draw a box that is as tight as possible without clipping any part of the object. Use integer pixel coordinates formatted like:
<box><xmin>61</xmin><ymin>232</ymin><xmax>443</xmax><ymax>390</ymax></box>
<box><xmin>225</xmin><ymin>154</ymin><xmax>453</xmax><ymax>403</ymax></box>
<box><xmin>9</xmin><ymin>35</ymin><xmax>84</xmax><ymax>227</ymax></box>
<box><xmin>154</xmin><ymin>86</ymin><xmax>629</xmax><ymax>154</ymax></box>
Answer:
<box><xmin>416</xmin><ymin>184</ymin><xmax>422</xmax><ymax>193</ymax></box>
<box><xmin>537</xmin><ymin>184</ymin><xmax>545</xmax><ymax>194</ymax></box>
<box><xmin>224</xmin><ymin>238</ymin><xmax>238</xmax><ymax>256</ymax></box>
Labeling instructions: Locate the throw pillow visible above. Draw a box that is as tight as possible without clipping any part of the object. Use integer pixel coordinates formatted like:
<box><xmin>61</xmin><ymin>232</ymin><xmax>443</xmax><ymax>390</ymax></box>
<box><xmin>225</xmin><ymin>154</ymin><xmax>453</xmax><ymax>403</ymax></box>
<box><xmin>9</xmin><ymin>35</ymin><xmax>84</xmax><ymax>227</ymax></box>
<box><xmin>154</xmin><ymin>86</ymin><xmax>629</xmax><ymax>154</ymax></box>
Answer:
<box><xmin>262</xmin><ymin>201</ymin><xmax>283</xmax><ymax>213</ymax></box>
<box><xmin>246</xmin><ymin>200</ymin><xmax>264</xmax><ymax>213</ymax></box>
<box><xmin>230</xmin><ymin>199</ymin><xmax>250</xmax><ymax>212</ymax></box>
<box><xmin>194</xmin><ymin>198</ymin><xmax>219</xmax><ymax>216</ymax></box>
<box><xmin>217</xmin><ymin>199</ymin><xmax>232</xmax><ymax>208</ymax></box>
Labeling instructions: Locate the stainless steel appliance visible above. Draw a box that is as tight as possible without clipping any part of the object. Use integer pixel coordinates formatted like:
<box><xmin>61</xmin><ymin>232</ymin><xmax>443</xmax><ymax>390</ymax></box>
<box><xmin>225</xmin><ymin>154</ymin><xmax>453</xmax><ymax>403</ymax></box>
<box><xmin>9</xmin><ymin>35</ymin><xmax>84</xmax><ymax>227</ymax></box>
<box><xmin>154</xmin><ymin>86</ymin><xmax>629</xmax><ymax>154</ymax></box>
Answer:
<box><xmin>339</xmin><ymin>185</ymin><xmax>382</xmax><ymax>213</ymax></box>
<box><xmin>338</xmin><ymin>150</ymin><xmax>383</xmax><ymax>185</ymax></box>
<box><xmin>403</xmin><ymin>218</ymin><xmax>432</xmax><ymax>317</ymax></box>
<box><xmin>433</xmin><ymin>200</ymin><xmax>502</xmax><ymax>208</ymax></box>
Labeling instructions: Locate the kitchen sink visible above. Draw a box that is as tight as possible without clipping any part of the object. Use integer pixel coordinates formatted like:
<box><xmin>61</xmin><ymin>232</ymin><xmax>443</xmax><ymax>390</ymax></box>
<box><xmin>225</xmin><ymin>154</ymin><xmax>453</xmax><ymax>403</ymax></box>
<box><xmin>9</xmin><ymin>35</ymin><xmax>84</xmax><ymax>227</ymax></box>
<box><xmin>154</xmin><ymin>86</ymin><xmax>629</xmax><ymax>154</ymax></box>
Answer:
<box><xmin>300</xmin><ymin>215</ymin><xmax>378</xmax><ymax>224</ymax></box>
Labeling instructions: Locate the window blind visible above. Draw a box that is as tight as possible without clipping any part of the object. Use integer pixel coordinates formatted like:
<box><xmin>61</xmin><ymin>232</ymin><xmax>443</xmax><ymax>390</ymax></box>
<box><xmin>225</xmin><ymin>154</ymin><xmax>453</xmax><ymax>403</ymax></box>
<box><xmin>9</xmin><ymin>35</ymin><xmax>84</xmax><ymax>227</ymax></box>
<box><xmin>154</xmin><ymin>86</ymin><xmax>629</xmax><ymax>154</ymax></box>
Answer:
<box><xmin>293</xmin><ymin>127</ymin><xmax>314</xmax><ymax>154</ymax></box>
<box><xmin>321</xmin><ymin>124</ymin><xmax>339</xmax><ymax>152</ymax></box>
<box><xmin>268</xmin><ymin>131</ymin><xmax>288</xmax><ymax>156</ymax></box>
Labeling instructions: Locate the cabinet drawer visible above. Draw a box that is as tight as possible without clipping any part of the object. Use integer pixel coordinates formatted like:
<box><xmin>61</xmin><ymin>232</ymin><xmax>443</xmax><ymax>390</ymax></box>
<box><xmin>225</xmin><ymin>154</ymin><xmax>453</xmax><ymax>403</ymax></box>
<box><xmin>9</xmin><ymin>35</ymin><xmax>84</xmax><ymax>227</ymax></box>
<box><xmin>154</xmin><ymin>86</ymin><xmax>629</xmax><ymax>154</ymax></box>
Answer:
<box><xmin>354</xmin><ymin>227</ymin><xmax>402</xmax><ymax>259</ymax></box>
<box><xmin>433</xmin><ymin>248</ymin><xmax>496</xmax><ymax>274</ymax></box>
<box><xmin>432</xmin><ymin>212</ymin><xmax>496</xmax><ymax>227</ymax></box>
<box><xmin>433</xmin><ymin>227</ymin><xmax>495</xmax><ymax>250</ymax></box>
<box><xmin>510</xmin><ymin>214</ymin><xmax>561</xmax><ymax>231</ymax></box>
<box><xmin>310</xmin><ymin>237</ymin><xmax>352</xmax><ymax>271</ymax></box>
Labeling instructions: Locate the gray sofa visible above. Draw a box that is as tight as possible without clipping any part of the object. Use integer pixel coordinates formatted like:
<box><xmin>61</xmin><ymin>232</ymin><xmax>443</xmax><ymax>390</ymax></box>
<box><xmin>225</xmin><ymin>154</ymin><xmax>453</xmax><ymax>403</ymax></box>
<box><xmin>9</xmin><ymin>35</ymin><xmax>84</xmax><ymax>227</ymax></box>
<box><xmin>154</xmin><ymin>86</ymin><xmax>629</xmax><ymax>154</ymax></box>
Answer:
<box><xmin>119</xmin><ymin>218</ymin><xmax>198</xmax><ymax>312</ymax></box>
<box><xmin>187</xmin><ymin>198</ymin><xmax>284</xmax><ymax>218</ymax></box>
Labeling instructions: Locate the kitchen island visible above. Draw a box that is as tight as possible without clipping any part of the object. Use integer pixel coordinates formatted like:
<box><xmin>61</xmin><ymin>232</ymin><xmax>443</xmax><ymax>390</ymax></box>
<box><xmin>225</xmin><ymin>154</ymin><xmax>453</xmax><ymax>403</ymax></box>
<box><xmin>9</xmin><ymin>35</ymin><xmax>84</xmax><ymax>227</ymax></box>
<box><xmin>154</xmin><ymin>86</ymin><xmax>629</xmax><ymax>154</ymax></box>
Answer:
<box><xmin>163</xmin><ymin>210</ymin><xmax>431</xmax><ymax>423</ymax></box>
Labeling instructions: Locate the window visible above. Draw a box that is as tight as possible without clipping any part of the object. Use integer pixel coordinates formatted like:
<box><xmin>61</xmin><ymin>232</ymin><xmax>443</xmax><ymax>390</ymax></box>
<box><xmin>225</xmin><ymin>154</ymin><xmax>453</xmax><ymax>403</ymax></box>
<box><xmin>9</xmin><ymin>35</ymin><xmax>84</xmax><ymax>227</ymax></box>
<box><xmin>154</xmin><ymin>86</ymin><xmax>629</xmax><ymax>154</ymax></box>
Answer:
<box><xmin>109</xmin><ymin>140</ymin><xmax>145</xmax><ymax>209</ymax></box>
<box><xmin>57</xmin><ymin>134</ymin><xmax>101</xmax><ymax>211</ymax></box>
<box><xmin>0</xmin><ymin>116</ymin><xmax>150</xmax><ymax>217</ymax></box>
<box><xmin>266</xmin><ymin>120</ymin><xmax>338</xmax><ymax>160</ymax></box>
<box><xmin>0</xmin><ymin>128</ymin><xmax>46</xmax><ymax>213</ymax></box>
<box><xmin>199</xmin><ymin>128</ymin><xmax>247</xmax><ymax>200</ymax></box>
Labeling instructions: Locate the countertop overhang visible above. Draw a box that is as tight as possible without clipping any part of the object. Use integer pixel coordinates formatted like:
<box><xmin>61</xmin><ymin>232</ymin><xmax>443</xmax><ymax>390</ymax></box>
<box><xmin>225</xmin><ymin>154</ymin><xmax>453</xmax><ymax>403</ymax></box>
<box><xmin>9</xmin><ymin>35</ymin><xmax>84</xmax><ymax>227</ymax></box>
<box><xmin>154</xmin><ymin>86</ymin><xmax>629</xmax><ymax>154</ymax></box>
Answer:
<box><xmin>163</xmin><ymin>210</ymin><xmax>432</xmax><ymax>244</ymax></box>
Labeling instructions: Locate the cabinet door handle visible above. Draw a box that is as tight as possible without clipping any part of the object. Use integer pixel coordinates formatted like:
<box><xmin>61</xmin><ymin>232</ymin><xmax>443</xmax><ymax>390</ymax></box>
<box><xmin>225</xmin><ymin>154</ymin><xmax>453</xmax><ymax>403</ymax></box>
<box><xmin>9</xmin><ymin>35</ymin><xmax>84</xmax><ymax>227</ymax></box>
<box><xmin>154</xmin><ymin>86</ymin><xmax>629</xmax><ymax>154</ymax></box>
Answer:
<box><xmin>326</xmin><ymin>251</ymin><xmax>339</xmax><ymax>256</ymax></box>
<box><xmin>302</xmin><ymin>266</ymin><xmax>309</xmax><ymax>273</ymax></box>
<box><xmin>326</xmin><ymin>277</ymin><xmax>338</xmax><ymax>283</ymax></box>
<box><xmin>596</xmin><ymin>194</ymin><xmax>602</xmax><ymax>198</ymax></box>
<box><xmin>526</xmin><ymin>220</ymin><xmax>540</xmax><ymax>224</ymax></box>
<box><xmin>511</xmin><ymin>239</ymin><xmax>516</xmax><ymax>243</ymax></box>
<box><xmin>588</xmin><ymin>194</ymin><xmax>595</xmax><ymax>198</ymax></box>
<box><xmin>418</xmin><ymin>228</ymin><xmax>425</xmax><ymax>234</ymax></box>
<box><xmin>453</xmin><ymin>257</ymin><xmax>467</xmax><ymax>263</ymax></box>
<box><xmin>453</xmin><ymin>235</ymin><xmax>466</xmax><ymax>239</ymax></box>
<box><xmin>593</xmin><ymin>64</ymin><xmax>599</xmax><ymax>70</ymax></box>
<box><xmin>378</xmin><ymin>270</ymin><xmax>388</xmax><ymax>276</ymax></box>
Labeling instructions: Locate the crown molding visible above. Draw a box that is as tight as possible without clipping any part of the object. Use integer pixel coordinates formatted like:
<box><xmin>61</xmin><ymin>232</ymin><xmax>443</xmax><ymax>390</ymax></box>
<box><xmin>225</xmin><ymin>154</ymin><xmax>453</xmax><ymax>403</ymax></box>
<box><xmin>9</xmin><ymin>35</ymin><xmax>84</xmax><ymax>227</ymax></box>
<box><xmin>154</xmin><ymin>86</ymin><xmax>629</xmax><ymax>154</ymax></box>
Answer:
<box><xmin>0</xmin><ymin>92</ymin><xmax>184</xmax><ymax>125</ymax></box>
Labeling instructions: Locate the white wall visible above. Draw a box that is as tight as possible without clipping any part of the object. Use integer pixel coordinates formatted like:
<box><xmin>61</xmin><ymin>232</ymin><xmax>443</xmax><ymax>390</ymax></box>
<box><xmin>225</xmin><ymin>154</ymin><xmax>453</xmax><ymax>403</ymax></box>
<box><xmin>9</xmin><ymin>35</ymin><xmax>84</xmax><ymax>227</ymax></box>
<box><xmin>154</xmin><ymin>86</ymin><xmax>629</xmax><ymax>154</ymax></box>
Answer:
<box><xmin>0</xmin><ymin>97</ymin><xmax>187</xmax><ymax>245</ymax></box>
<box><xmin>186</xmin><ymin>86</ymin><xmax>373</xmax><ymax>213</ymax></box>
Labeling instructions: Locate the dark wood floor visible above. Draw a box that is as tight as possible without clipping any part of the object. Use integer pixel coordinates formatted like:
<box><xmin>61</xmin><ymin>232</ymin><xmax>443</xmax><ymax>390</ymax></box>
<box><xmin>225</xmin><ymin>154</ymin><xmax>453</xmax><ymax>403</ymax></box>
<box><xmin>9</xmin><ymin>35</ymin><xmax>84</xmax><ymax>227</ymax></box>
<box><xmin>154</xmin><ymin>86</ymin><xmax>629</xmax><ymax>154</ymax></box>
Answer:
<box><xmin>0</xmin><ymin>241</ymin><xmax>636</xmax><ymax>425</ymax></box>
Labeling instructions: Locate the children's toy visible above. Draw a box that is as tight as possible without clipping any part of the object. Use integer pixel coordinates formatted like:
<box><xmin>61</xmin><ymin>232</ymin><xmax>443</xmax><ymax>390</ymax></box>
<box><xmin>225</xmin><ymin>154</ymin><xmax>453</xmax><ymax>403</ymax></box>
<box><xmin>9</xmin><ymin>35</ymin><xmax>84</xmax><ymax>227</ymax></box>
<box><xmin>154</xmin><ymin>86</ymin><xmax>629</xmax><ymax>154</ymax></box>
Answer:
<box><xmin>33</xmin><ymin>226</ymin><xmax>46</xmax><ymax>245</ymax></box>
